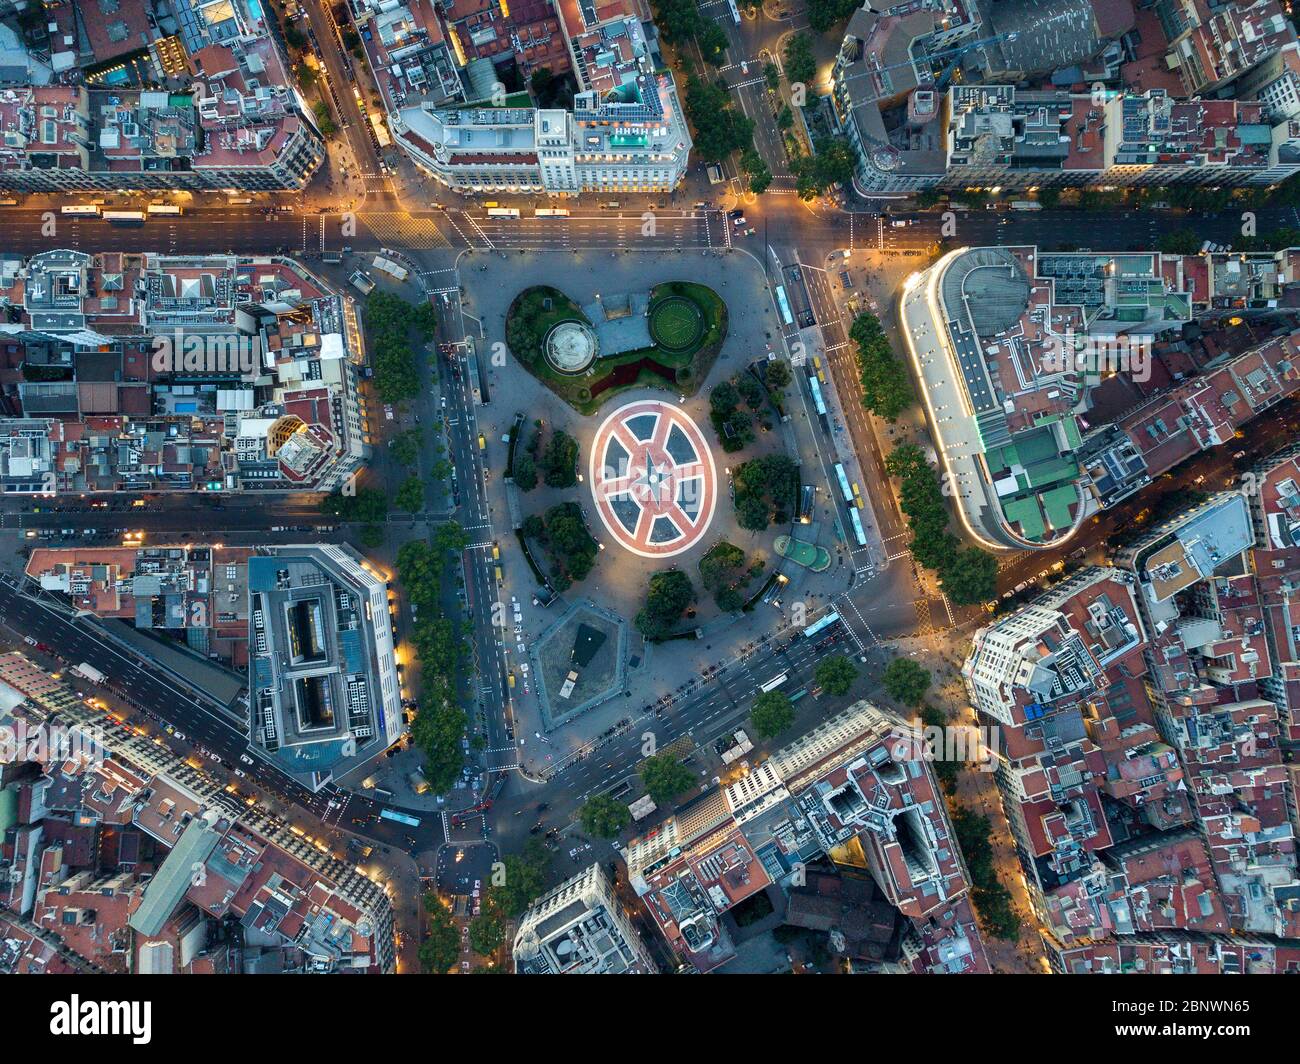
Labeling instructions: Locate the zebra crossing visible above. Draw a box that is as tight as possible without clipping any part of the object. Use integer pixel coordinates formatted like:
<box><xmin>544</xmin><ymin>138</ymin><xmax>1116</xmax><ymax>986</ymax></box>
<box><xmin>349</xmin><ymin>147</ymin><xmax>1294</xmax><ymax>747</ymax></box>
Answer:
<box><xmin>360</xmin><ymin>211</ymin><xmax>451</xmax><ymax>249</ymax></box>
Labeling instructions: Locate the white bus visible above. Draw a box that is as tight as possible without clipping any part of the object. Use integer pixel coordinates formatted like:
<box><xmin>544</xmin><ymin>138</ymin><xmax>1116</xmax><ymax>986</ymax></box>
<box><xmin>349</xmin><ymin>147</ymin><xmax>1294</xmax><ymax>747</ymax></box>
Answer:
<box><xmin>487</xmin><ymin>207</ymin><xmax>521</xmax><ymax>218</ymax></box>
<box><xmin>102</xmin><ymin>210</ymin><xmax>146</xmax><ymax>225</ymax></box>
<box><xmin>146</xmin><ymin>203</ymin><xmax>183</xmax><ymax>216</ymax></box>
<box><xmin>534</xmin><ymin>208</ymin><xmax>570</xmax><ymax>217</ymax></box>
<box><xmin>62</xmin><ymin>205</ymin><xmax>101</xmax><ymax>217</ymax></box>
<box><xmin>759</xmin><ymin>672</ymin><xmax>789</xmax><ymax>693</ymax></box>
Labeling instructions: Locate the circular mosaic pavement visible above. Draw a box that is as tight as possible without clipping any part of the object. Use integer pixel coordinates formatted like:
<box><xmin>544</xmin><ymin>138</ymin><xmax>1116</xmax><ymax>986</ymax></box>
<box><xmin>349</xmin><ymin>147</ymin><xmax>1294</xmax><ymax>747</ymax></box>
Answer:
<box><xmin>589</xmin><ymin>399</ymin><xmax>717</xmax><ymax>559</ymax></box>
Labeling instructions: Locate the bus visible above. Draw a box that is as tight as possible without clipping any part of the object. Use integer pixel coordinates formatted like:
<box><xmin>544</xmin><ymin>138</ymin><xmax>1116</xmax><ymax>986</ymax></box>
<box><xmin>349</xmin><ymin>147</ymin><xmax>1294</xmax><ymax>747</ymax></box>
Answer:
<box><xmin>849</xmin><ymin>508</ymin><xmax>867</xmax><ymax>546</ymax></box>
<box><xmin>487</xmin><ymin>207</ymin><xmax>521</xmax><ymax>218</ymax></box>
<box><xmin>102</xmin><ymin>210</ymin><xmax>146</xmax><ymax>225</ymax></box>
<box><xmin>146</xmin><ymin>203</ymin><xmax>182</xmax><ymax>216</ymax></box>
<box><xmin>813</xmin><ymin>355</ymin><xmax>826</xmax><ymax>384</ymax></box>
<box><xmin>808</xmin><ymin>375</ymin><xmax>827</xmax><ymax>417</ymax></box>
<box><xmin>799</xmin><ymin>484</ymin><xmax>814</xmax><ymax>523</ymax></box>
<box><xmin>534</xmin><ymin>208</ymin><xmax>570</xmax><ymax>217</ymax></box>
<box><xmin>833</xmin><ymin>462</ymin><xmax>853</xmax><ymax>503</ymax></box>
<box><xmin>378</xmin><ymin>808</ymin><xmax>421</xmax><ymax>828</ymax></box>
<box><xmin>803</xmin><ymin>611</ymin><xmax>840</xmax><ymax>639</ymax></box>
<box><xmin>759</xmin><ymin>672</ymin><xmax>789</xmax><ymax>693</ymax></box>
<box><xmin>62</xmin><ymin>205</ymin><xmax>101</xmax><ymax>217</ymax></box>
<box><xmin>226</xmin><ymin>197</ymin><xmax>252</xmax><ymax>205</ymax></box>
<box><xmin>774</xmin><ymin>284</ymin><xmax>794</xmax><ymax>327</ymax></box>
<box><xmin>852</xmin><ymin>482</ymin><xmax>863</xmax><ymax>509</ymax></box>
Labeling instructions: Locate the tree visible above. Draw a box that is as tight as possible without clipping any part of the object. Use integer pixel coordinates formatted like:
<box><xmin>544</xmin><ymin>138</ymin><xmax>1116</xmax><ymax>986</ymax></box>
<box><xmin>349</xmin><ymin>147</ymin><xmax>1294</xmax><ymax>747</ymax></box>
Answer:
<box><xmin>1158</xmin><ymin>228</ymin><xmax>1202</xmax><ymax>255</ymax></box>
<box><xmin>420</xmin><ymin>896</ymin><xmax>460</xmax><ymax>973</ymax></box>
<box><xmin>580</xmin><ymin>793</ymin><xmax>632</xmax><ymax>838</ymax></box>
<box><xmin>312</xmin><ymin>100</ymin><xmax>336</xmax><ymax>138</ymax></box>
<box><xmin>358</xmin><ymin>523</ymin><xmax>385</xmax><ymax>549</ymax></box>
<box><xmin>389</xmin><ymin>428</ymin><xmax>422</xmax><ymax>468</ymax></box>
<box><xmin>807</xmin><ymin>0</ymin><xmax>859</xmax><ymax>32</ymax></box>
<box><xmin>320</xmin><ymin>486</ymin><xmax>387</xmax><ymax>523</ymax></box>
<box><xmin>765</xmin><ymin>358</ymin><xmax>792</xmax><ymax>390</ymax></box>
<box><xmin>883</xmin><ymin>657</ymin><xmax>931</xmax><ymax>706</ymax></box>
<box><xmin>541</xmin><ymin>430</ymin><xmax>579</xmax><ymax>488</ymax></box>
<box><xmin>782</xmin><ymin>33</ymin><xmax>815</xmax><ymax>87</ymax></box>
<box><xmin>851</xmin><ymin>312</ymin><xmax>913</xmax><ymax>421</ymax></box>
<box><xmin>751</xmin><ymin>690</ymin><xmax>795</xmax><ymax>738</ymax></box>
<box><xmin>491</xmin><ymin>839</ymin><xmax>551</xmax><ymax>917</ymax></box>
<box><xmin>513</xmin><ymin>452</ymin><xmax>538</xmax><ymax>491</ymax></box>
<box><xmin>764</xmin><ymin>61</ymin><xmax>780</xmax><ymax>91</ymax></box>
<box><xmin>792</xmin><ymin>137</ymin><xmax>856</xmax><ymax>200</ymax></box>
<box><xmin>697</xmin><ymin>20</ymin><xmax>729</xmax><ymax>66</ymax></box>
<box><xmin>530</xmin><ymin>66</ymin><xmax>554</xmax><ymax>99</ymax></box>
<box><xmin>815</xmin><ymin>654</ymin><xmax>857</xmax><ymax>697</ymax></box>
<box><xmin>640</xmin><ymin>753</ymin><xmax>695</xmax><ymax>806</ymax></box>
<box><xmin>733</xmin><ymin>452</ymin><xmax>799</xmax><ymax>530</ymax></box>
<box><xmin>699</xmin><ymin>541</ymin><xmax>751</xmax><ymax>610</ymax></box>
<box><xmin>940</xmin><ymin>547</ymin><xmax>998</xmax><ymax>606</ymax></box>
<box><xmin>684</xmin><ymin>75</ymin><xmax>755</xmax><ymax>164</ymax></box>
<box><xmin>636</xmin><ymin>569</ymin><xmax>695</xmax><ymax>639</ymax></box>
<box><xmin>394</xmin><ymin>474</ymin><xmax>425</xmax><ymax>514</ymax></box>
<box><xmin>777</xmin><ymin>105</ymin><xmax>794</xmax><ymax>131</ymax></box>
<box><xmin>468</xmin><ymin>904</ymin><xmax>506</xmax><ymax>957</ymax></box>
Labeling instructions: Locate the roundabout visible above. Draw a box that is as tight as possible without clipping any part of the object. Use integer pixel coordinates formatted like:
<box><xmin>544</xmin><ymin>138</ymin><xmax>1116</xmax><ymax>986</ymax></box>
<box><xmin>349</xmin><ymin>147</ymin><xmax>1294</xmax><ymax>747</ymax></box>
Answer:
<box><xmin>589</xmin><ymin>399</ymin><xmax>717</xmax><ymax>559</ymax></box>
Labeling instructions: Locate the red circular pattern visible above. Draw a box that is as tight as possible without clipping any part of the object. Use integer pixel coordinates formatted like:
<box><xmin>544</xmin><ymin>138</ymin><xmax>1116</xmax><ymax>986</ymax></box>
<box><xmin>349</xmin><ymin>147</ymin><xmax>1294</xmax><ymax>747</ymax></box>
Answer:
<box><xmin>589</xmin><ymin>400</ymin><xmax>717</xmax><ymax>558</ymax></box>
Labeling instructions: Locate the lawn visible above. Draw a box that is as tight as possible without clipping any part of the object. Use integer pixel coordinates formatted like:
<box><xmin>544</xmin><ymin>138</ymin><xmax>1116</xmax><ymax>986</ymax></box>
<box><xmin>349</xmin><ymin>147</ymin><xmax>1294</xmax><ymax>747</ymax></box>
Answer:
<box><xmin>506</xmin><ymin>281</ymin><xmax>728</xmax><ymax>415</ymax></box>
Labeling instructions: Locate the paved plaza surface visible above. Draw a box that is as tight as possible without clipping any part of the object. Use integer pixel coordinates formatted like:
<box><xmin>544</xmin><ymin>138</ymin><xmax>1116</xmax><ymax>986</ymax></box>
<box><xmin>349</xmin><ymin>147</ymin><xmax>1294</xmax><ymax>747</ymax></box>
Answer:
<box><xmin>460</xmin><ymin>250</ymin><xmax>856</xmax><ymax>767</ymax></box>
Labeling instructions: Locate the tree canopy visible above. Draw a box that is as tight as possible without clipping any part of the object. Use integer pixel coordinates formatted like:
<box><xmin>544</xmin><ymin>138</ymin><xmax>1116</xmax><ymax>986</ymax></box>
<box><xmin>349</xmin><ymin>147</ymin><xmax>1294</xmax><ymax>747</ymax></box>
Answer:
<box><xmin>636</xmin><ymin>569</ymin><xmax>696</xmax><ymax>640</ymax></box>
<box><xmin>640</xmin><ymin>753</ymin><xmax>695</xmax><ymax>806</ymax></box>
<box><xmin>580</xmin><ymin>793</ymin><xmax>632</xmax><ymax>838</ymax></box>
<box><xmin>814</xmin><ymin>654</ymin><xmax>858</xmax><ymax>697</ymax></box>
<box><xmin>882</xmin><ymin>656</ymin><xmax>932</xmax><ymax>706</ymax></box>
<box><xmin>751</xmin><ymin>690</ymin><xmax>795</xmax><ymax>738</ymax></box>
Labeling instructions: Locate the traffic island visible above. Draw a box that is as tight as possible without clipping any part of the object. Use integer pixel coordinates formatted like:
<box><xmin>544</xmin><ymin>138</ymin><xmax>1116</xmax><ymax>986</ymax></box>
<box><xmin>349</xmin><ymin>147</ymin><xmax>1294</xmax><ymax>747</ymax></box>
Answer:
<box><xmin>775</xmin><ymin>534</ymin><xmax>832</xmax><ymax>572</ymax></box>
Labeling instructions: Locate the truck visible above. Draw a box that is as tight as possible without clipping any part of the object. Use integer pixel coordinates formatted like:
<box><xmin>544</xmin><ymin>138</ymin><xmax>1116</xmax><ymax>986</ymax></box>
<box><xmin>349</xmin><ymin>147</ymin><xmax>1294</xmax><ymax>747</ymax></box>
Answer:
<box><xmin>1009</xmin><ymin>200</ymin><xmax>1042</xmax><ymax>211</ymax></box>
<box><xmin>71</xmin><ymin>662</ymin><xmax>106</xmax><ymax>685</ymax></box>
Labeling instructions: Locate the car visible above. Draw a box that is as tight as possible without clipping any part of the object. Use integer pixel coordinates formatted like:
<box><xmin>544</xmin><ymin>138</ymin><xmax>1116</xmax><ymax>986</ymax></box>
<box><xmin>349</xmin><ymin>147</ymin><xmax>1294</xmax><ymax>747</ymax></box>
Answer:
<box><xmin>234</xmin><ymin>768</ymin><xmax>246</xmax><ymax>778</ymax></box>
<box><xmin>239</xmin><ymin>754</ymin><xmax>254</xmax><ymax>765</ymax></box>
<box><xmin>207</xmin><ymin>752</ymin><xmax>221</xmax><ymax>762</ymax></box>
<box><xmin>22</xmin><ymin>636</ymin><xmax>37</xmax><ymax>646</ymax></box>
<box><xmin>727</xmin><ymin>209</ymin><xmax>744</xmax><ymax>219</ymax></box>
<box><xmin>173</xmin><ymin>731</ymin><xmax>186</xmax><ymax>741</ymax></box>
<box><xmin>384</xmin><ymin>404</ymin><xmax>394</xmax><ymax>421</ymax></box>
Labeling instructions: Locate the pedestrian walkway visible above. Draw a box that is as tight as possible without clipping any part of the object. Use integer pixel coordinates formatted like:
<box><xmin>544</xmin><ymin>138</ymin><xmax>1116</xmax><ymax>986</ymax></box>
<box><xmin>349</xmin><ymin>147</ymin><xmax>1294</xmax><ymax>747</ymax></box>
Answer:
<box><xmin>361</xmin><ymin>212</ymin><xmax>451</xmax><ymax>249</ymax></box>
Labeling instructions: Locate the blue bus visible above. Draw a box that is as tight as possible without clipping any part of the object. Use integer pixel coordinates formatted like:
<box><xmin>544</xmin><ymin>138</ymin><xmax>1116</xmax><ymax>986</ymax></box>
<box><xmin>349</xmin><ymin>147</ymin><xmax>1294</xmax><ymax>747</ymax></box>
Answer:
<box><xmin>809</xmin><ymin>375</ymin><xmax>827</xmax><ymax>417</ymax></box>
<box><xmin>379</xmin><ymin>808</ymin><xmax>421</xmax><ymax>828</ymax></box>
<box><xmin>803</xmin><ymin>611</ymin><xmax>840</xmax><ymax>639</ymax></box>
<box><xmin>775</xmin><ymin>285</ymin><xmax>794</xmax><ymax>326</ymax></box>
<box><xmin>849</xmin><ymin>508</ymin><xmax>867</xmax><ymax>547</ymax></box>
<box><xmin>833</xmin><ymin>463</ymin><xmax>853</xmax><ymax>503</ymax></box>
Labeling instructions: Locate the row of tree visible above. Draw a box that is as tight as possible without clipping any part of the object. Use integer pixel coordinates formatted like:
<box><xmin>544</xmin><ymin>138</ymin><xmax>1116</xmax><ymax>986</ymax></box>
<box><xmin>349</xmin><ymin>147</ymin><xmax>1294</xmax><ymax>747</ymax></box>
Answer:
<box><xmin>400</xmin><ymin>524</ymin><xmax>472</xmax><ymax>794</ymax></box>
<box><xmin>850</xmin><ymin>311</ymin><xmax>914</xmax><ymax>422</ymax></box>
<box><xmin>365</xmin><ymin>290</ymin><xmax>436</xmax><ymax>403</ymax></box>
<box><xmin>884</xmin><ymin>443</ymin><xmax>998</xmax><ymax>606</ymax></box>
